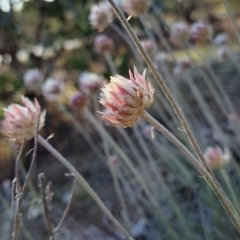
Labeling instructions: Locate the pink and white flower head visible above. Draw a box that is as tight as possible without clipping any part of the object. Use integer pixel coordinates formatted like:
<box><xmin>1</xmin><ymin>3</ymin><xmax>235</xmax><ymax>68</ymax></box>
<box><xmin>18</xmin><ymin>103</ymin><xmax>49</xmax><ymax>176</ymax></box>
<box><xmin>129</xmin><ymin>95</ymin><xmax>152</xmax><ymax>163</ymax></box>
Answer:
<box><xmin>204</xmin><ymin>146</ymin><xmax>231</xmax><ymax>169</ymax></box>
<box><xmin>173</xmin><ymin>57</ymin><xmax>191</xmax><ymax>76</ymax></box>
<box><xmin>78</xmin><ymin>71</ymin><xmax>105</xmax><ymax>93</ymax></box>
<box><xmin>1</xmin><ymin>96</ymin><xmax>46</xmax><ymax>142</ymax></box>
<box><xmin>123</xmin><ymin>0</ymin><xmax>151</xmax><ymax>17</ymax></box>
<box><xmin>108</xmin><ymin>155</ymin><xmax>119</xmax><ymax>167</ymax></box>
<box><xmin>140</xmin><ymin>39</ymin><xmax>155</xmax><ymax>56</ymax></box>
<box><xmin>217</xmin><ymin>46</ymin><xmax>231</xmax><ymax>62</ymax></box>
<box><xmin>94</xmin><ymin>34</ymin><xmax>113</xmax><ymax>55</ymax></box>
<box><xmin>99</xmin><ymin>67</ymin><xmax>154</xmax><ymax>128</ymax></box>
<box><xmin>170</xmin><ymin>21</ymin><xmax>189</xmax><ymax>45</ymax></box>
<box><xmin>69</xmin><ymin>92</ymin><xmax>88</xmax><ymax>109</ymax></box>
<box><xmin>154</xmin><ymin>52</ymin><xmax>168</xmax><ymax>68</ymax></box>
<box><xmin>89</xmin><ymin>1</ymin><xmax>113</xmax><ymax>32</ymax></box>
<box><xmin>41</xmin><ymin>77</ymin><xmax>64</xmax><ymax>100</ymax></box>
<box><xmin>23</xmin><ymin>69</ymin><xmax>43</xmax><ymax>92</ymax></box>
<box><xmin>190</xmin><ymin>20</ymin><xmax>213</xmax><ymax>44</ymax></box>
<box><xmin>214</xmin><ymin>33</ymin><xmax>229</xmax><ymax>46</ymax></box>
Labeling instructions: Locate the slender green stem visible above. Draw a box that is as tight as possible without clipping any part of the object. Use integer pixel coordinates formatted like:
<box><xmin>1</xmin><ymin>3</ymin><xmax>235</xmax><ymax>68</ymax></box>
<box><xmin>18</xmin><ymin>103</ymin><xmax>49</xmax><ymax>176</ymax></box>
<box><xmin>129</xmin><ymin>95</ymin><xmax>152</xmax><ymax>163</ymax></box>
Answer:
<box><xmin>141</xmin><ymin>111</ymin><xmax>240</xmax><ymax>233</ymax></box>
<box><xmin>37</xmin><ymin>135</ymin><xmax>133</xmax><ymax>240</ymax></box>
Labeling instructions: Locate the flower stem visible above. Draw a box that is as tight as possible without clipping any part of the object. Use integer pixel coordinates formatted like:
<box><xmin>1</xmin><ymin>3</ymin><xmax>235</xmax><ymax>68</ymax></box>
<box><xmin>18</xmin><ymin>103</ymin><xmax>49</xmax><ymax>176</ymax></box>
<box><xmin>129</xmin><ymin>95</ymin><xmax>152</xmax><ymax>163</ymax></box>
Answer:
<box><xmin>141</xmin><ymin>111</ymin><xmax>240</xmax><ymax>233</ymax></box>
<box><xmin>106</xmin><ymin>0</ymin><xmax>210</xmax><ymax>173</ymax></box>
<box><xmin>37</xmin><ymin>135</ymin><xmax>134</xmax><ymax>240</ymax></box>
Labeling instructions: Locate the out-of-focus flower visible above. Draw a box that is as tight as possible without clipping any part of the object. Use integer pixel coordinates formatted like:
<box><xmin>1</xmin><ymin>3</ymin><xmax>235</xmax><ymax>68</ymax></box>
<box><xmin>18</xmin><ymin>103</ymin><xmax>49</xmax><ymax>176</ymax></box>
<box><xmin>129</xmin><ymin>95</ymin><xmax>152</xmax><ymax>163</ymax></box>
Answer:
<box><xmin>94</xmin><ymin>34</ymin><xmax>113</xmax><ymax>54</ymax></box>
<box><xmin>99</xmin><ymin>67</ymin><xmax>154</xmax><ymax>128</ymax></box>
<box><xmin>69</xmin><ymin>92</ymin><xmax>88</xmax><ymax>109</ymax></box>
<box><xmin>123</xmin><ymin>0</ymin><xmax>151</xmax><ymax>17</ymax></box>
<box><xmin>78</xmin><ymin>71</ymin><xmax>105</xmax><ymax>93</ymax></box>
<box><xmin>214</xmin><ymin>33</ymin><xmax>229</xmax><ymax>46</ymax></box>
<box><xmin>89</xmin><ymin>1</ymin><xmax>113</xmax><ymax>32</ymax></box>
<box><xmin>42</xmin><ymin>77</ymin><xmax>64</xmax><ymax>100</ymax></box>
<box><xmin>154</xmin><ymin>52</ymin><xmax>168</xmax><ymax>68</ymax></box>
<box><xmin>108</xmin><ymin>155</ymin><xmax>119</xmax><ymax>167</ymax></box>
<box><xmin>217</xmin><ymin>46</ymin><xmax>231</xmax><ymax>62</ymax></box>
<box><xmin>142</xmin><ymin>125</ymin><xmax>154</xmax><ymax>139</ymax></box>
<box><xmin>16</xmin><ymin>50</ymin><xmax>29</xmax><ymax>63</ymax></box>
<box><xmin>170</xmin><ymin>21</ymin><xmax>189</xmax><ymax>45</ymax></box>
<box><xmin>204</xmin><ymin>146</ymin><xmax>231</xmax><ymax>169</ymax></box>
<box><xmin>23</xmin><ymin>69</ymin><xmax>43</xmax><ymax>93</ymax></box>
<box><xmin>140</xmin><ymin>39</ymin><xmax>155</xmax><ymax>56</ymax></box>
<box><xmin>190</xmin><ymin>21</ymin><xmax>213</xmax><ymax>44</ymax></box>
<box><xmin>1</xmin><ymin>96</ymin><xmax>45</xmax><ymax>142</ymax></box>
<box><xmin>173</xmin><ymin>57</ymin><xmax>191</xmax><ymax>76</ymax></box>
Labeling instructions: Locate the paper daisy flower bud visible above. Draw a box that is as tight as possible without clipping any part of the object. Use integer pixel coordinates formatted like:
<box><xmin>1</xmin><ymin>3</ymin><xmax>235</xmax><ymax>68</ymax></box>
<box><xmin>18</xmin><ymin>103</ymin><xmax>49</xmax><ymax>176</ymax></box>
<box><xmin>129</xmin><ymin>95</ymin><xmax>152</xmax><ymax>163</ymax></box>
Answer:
<box><xmin>140</xmin><ymin>39</ymin><xmax>155</xmax><ymax>56</ymax></box>
<box><xmin>99</xmin><ymin>67</ymin><xmax>154</xmax><ymax>128</ymax></box>
<box><xmin>78</xmin><ymin>71</ymin><xmax>105</xmax><ymax>93</ymax></box>
<box><xmin>42</xmin><ymin>77</ymin><xmax>64</xmax><ymax>100</ymax></box>
<box><xmin>89</xmin><ymin>1</ymin><xmax>113</xmax><ymax>32</ymax></box>
<box><xmin>23</xmin><ymin>68</ymin><xmax>43</xmax><ymax>92</ymax></box>
<box><xmin>204</xmin><ymin>146</ymin><xmax>231</xmax><ymax>169</ymax></box>
<box><xmin>214</xmin><ymin>33</ymin><xmax>229</xmax><ymax>46</ymax></box>
<box><xmin>170</xmin><ymin>21</ymin><xmax>189</xmax><ymax>45</ymax></box>
<box><xmin>1</xmin><ymin>96</ymin><xmax>45</xmax><ymax>142</ymax></box>
<box><xmin>94</xmin><ymin>34</ymin><xmax>113</xmax><ymax>55</ymax></box>
<box><xmin>190</xmin><ymin>21</ymin><xmax>213</xmax><ymax>44</ymax></box>
<box><xmin>69</xmin><ymin>92</ymin><xmax>88</xmax><ymax>109</ymax></box>
<box><xmin>124</xmin><ymin>0</ymin><xmax>151</xmax><ymax>17</ymax></box>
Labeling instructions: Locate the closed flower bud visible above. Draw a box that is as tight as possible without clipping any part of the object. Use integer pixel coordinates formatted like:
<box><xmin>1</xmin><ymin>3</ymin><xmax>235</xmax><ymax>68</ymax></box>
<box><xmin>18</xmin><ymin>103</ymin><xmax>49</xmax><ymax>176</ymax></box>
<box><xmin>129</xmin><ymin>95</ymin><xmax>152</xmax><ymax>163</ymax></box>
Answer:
<box><xmin>214</xmin><ymin>33</ymin><xmax>229</xmax><ymax>46</ymax></box>
<box><xmin>89</xmin><ymin>1</ymin><xmax>113</xmax><ymax>32</ymax></box>
<box><xmin>170</xmin><ymin>22</ymin><xmax>189</xmax><ymax>45</ymax></box>
<box><xmin>23</xmin><ymin>69</ymin><xmax>43</xmax><ymax>92</ymax></box>
<box><xmin>204</xmin><ymin>146</ymin><xmax>231</xmax><ymax>169</ymax></box>
<box><xmin>42</xmin><ymin>77</ymin><xmax>64</xmax><ymax>100</ymax></box>
<box><xmin>69</xmin><ymin>92</ymin><xmax>88</xmax><ymax>109</ymax></box>
<box><xmin>1</xmin><ymin>96</ymin><xmax>45</xmax><ymax>142</ymax></box>
<box><xmin>99</xmin><ymin>67</ymin><xmax>154</xmax><ymax>128</ymax></box>
<box><xmin>190</xmin><ymin>21</ymin><xmax>213</xmax><ymax>44</ymax></box>
<box><xmin>79</xmin><ymin>71</ymin><xmax>105</xmax><ymax>93</ymax></box>
<box><xmin>94</xmin><ymin>34</ymin><xmax>113</xmax><ymax>54</ymax></box>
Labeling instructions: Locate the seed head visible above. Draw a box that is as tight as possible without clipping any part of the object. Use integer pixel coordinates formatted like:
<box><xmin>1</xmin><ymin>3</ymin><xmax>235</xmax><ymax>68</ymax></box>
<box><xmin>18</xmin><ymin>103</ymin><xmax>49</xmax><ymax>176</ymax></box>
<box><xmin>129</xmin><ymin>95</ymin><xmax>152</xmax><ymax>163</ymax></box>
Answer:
<box><xmin>99</xmin><ymin>67</ymin><xmax>154</xmax><ymax>128</ymax></box>
<box><xmin>204</xmin><ymin>146</ymin><xmax>231</xmax><ymax>169</ymax></box>
<box><xmin>94</xmin><ymin>34</ymin><xmax>113</xmax><ymax>54</ymax></box>
<box><xmin>123</xmin><ymin>0</ymin><xmax>151</xmax><ymax>17</ymax></box>
<box><xmin>1</xmin><ymin>96</ymin><xmax>45</xmax><ymax>142</ymax></box>
<box><xmin>89</xmin><ymin>1</ymin><xmax>113</xmax><ymax>32</ymax></box>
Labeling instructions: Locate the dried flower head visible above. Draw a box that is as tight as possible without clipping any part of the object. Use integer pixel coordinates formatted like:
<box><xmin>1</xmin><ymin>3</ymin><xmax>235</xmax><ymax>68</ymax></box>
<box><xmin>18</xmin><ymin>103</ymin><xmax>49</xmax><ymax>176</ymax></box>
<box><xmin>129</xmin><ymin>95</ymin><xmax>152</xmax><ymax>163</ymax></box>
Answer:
<box><xmin>99</xmin><ymin>67</ymin><xmax>154</xmax><ymax>128</ymax></box>
<box><xmin>140</xmin><ymin>39</ymin><xmax>155</xmax><ymax>56</ymax></box>
<box><xmin>94</xmin><ymin>34</ymin><xmax>114</xmax><ymax>54</ymax></box>
<box><xmin>69</xmin><ymin>92</ymin><xmax>88</xmax><ymax>109</ymax></box>
<box><xmin>23</xmin><ymin>69</ymin><xmax>43</xmax><ymax>92</ymax></box>
<box><xmin>190</xmin><ymin>21</ymin><xmax>213</xmax><ymax>44</ymax></box>
<box><xmin>42</xmin><ymin>77</ymin><xmax>64</xmax><ymax>100</ymax></box>
<box><xmin>214</xmin><ymin>33</ymin><xmax>229</xmax><ymax>46</ymax></box>
<box><xmin>89</xmin><ymin>1</ymin><xmax>113</xmax><ymax>32</ymax></box>
<box><xmin>123</xmin><ymin>0</ymin><xmax>151</xmax><ymax>17</ymax></box>
<box><xmin>204</xmin><ymin>146</ymin><xmax>231</xmax><ymax>169</ymax></box>
<box><xmin>79</xmin><ymin>71</ymin><xmax>105</xmax><ymax>93</ymax></box>
<box><xmin>170</xmin><ymin>21</ymin><xmax>189</xmax><ymax>45</ymax></box>
<box><xmin>1</xmin><ymin>96</ymin><xmax>45</xmax><ymax>142</ymax></box>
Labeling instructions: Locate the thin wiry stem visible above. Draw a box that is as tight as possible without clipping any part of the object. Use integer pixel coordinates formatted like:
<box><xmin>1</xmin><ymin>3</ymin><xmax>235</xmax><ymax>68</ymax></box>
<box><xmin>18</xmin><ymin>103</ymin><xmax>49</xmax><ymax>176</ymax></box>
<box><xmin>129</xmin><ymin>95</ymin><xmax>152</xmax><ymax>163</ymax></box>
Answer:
<box><xmin>53</xmin><ymin>178</ymin><xmax>77</xmax><ymax>234</ymax></box>
<box><xmin>106</xmin><ymin>0</ymin><xmax>210</xmax><ymax>172</ymax></box>
<box><xmin>38</xmin><ymin>173</ymin><xmax>53</xmax><ymax>239</ymax></box>
<box><xmin>141</xmin><ymin>111</ymin><xmax>240</xmax><ymax>233</ymax></box>
<box><xmin>37</xmin><ymin>135</ymin><xmax>134</xmax><ymax>240</ymax></box>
